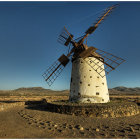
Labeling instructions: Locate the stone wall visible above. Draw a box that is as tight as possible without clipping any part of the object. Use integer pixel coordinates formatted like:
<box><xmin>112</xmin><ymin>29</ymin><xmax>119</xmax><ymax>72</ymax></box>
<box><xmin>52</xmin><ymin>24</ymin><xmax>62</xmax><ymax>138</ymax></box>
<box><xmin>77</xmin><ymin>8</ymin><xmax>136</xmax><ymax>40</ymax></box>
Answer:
<box><xmin>44</xmin><ymin>101</ymin><xmax>139</xmax><ymax>118</ymax></box>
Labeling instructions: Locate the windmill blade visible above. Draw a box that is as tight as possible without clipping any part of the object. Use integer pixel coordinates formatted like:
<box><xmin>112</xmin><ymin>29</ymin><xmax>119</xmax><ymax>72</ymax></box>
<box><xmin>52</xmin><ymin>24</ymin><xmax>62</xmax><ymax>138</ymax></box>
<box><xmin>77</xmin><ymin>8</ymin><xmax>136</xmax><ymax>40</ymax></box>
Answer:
<box><xmin>74</xmin><ymin>35</ymin><xmax>85</xmax><ymax>42</ymax></box>
<box><xmin>57</xmin><ymin>26</ymin><xmax>74</xmax><ymax>46</ymax></box>
<box><xmin>78</xmin><ymin>4</ymin><xmax>119</xmax><ymax>45</ymax></box>
<box><xmin>96</xmin><ymin>48</ymin><xmax>125</xmax><ymax>71</ymax></box>
<box><xmin>85</xmin><ymin>4</ymin><xmax>119</xmax><ymax>35</ymax></box>
<box><xmin>81</xmin><ymin>48</ymin><xmax>125</xmax><ymax>77</ymax></box>
<box><xmin>42</xmin><ymin>54</ymin><xmax>69</xmax><ymax>86</ymax></box>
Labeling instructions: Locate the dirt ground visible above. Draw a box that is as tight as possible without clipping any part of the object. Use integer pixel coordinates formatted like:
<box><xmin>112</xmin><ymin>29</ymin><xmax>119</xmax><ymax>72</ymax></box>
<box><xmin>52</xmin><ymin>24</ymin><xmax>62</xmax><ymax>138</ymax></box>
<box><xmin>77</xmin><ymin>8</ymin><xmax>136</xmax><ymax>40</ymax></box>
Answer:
<box><xmin>0</xmin><ymin>102</ymin><xmax>140</xmax><ymax>139</ymax></box>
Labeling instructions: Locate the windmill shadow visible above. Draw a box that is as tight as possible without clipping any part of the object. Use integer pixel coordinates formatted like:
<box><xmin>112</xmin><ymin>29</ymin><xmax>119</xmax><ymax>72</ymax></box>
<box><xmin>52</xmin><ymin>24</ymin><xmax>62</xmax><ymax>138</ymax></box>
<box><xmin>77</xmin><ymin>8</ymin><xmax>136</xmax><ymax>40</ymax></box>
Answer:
<box><xmin>25</xmin><ymin>103</ymin><xmax>51</xmax><ymax>112</ymax></box>
<box><xmin>24</xmin><ymin>100</ymin><xmax>50</xmax><ymax>111</ymax></box>
<box><xmin>24</xmin><ymin>100</ymin><xmax>65</xmax><ymax>114</ymax></box>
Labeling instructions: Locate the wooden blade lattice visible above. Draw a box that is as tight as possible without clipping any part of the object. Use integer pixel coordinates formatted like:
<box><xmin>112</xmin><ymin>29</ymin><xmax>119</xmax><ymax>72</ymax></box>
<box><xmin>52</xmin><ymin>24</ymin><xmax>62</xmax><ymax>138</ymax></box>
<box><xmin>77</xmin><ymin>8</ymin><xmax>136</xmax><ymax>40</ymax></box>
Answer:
<box><xmin>82</xmin><ymin>57</ymin><xmax>106</xmax><ymax>78</ymax></box>
<box><xmin>82</xmin><ymin>49</ymin><xmax>125</xmax><ymax>78</ymax></box>
<box><xmin>42</xmin><ymin>60</ymin><xmax>65</xmax><ymax>86</ymax></box>
<box><xmin>57</xmin><ymin>27</ymin><xmax>73</xmax><ymax>46</ymax></box>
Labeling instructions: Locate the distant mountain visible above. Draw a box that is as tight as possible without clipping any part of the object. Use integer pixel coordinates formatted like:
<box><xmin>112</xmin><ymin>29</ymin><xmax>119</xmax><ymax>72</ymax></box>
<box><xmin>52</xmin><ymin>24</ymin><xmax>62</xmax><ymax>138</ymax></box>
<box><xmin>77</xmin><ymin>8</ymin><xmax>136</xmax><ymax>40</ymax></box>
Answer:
<box><xmin>15</xmin><ymin>87</ymin><xmax>49</xmax><ymax>92</ymax></box>
<box><xmin>0</xmin><ymin>86</ymin><xmax>139</xmax><ymax>96</ymax></box>
<box><xmin>0</xmin><ymin>87</ymin><xmax>69</xmax><ymax>96</ymax></box>
<box><xmin>109</xmin><ymin>86</ymin><xmax>140</xmax><ymax>95</ymax></box>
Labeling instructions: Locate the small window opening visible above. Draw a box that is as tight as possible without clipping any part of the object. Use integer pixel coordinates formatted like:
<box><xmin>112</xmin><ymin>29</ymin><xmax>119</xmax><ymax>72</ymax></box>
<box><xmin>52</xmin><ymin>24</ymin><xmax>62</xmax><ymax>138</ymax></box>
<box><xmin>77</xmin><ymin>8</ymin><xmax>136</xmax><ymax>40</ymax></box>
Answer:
<box><xmin>71</xmin><ymin>78</ymin><xmax>73</xmax><ymax>83</ymax></box>
<box><xmin>80</xmin><ymin>81</ymin><xmax>82</xmax><ymax>84</ymax></box>
<box><xmin>90</xmin><ymin>76</ymin><xmax>92</xmax><ymax>78</ymax></box>
<box><xmin>88</xmin><ymin>84</ymin><xmax>90</xmax><ymax>86</ymax></box>
<box><xmin>96</xmin><ymin>92</ymin><xmax>99</xmax><ymax>95</ymax></box>
<box><xmin>102</xmin><ymin>82</ymin><xmax>104</xmax><ymax>85</ymax></box>
<box><xmin>89</xmin><ymin>70</ymin><xmax>91</xmax><ymax>71</ymax></box>
<box><xmin>102</xmin><ymin>99</ymin><xmax>104</xmax><ymax>101</ymax></box>
<box><xmin>97</xmin><ymin>76</ymin><xmax>99</xmax><ymax>78</ymax></box>
<box><xmin>78</xmin><ymin>92</ymin><xmax>80</xmax><ymax>95</ymax></box>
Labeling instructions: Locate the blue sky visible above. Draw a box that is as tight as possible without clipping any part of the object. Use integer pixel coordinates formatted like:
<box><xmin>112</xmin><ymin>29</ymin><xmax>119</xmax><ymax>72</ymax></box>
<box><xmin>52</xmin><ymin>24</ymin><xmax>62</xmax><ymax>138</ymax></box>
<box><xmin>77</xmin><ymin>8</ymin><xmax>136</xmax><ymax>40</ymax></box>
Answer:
<box><xmin>0</xmin><ymin>1</ymin><xmax>140</xmax><ymax>90</ymax></box>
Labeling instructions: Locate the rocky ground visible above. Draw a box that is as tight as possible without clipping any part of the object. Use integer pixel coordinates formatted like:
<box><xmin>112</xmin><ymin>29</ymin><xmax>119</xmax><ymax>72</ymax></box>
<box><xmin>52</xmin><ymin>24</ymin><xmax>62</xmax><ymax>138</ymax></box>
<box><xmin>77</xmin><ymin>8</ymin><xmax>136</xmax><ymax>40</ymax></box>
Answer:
<box><xmin>0</xmin><ymin>87</ymin><xmax>139</xmax><ymax>138</ymax></box>
<box><xmin>0</xmin><ymin>98</ymin><xmax>139</xmax><ymax>138</ymax></box>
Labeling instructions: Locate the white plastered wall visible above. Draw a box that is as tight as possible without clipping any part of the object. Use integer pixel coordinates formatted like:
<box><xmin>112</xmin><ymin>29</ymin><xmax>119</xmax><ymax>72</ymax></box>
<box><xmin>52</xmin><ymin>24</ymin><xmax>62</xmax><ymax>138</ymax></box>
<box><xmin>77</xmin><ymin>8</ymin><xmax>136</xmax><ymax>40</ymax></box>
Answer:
<box><xmin>69</xmin><ymin>57</ymin><xmax>110</xmax><ymax>103</ymax></box>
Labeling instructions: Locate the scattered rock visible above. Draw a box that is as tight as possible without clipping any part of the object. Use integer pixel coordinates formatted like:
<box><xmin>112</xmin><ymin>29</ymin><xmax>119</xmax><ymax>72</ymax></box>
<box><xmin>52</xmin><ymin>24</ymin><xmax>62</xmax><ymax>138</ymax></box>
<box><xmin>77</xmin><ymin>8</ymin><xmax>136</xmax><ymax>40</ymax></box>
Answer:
<box><xmin>54</xmin><ymin>124</ymin><xmax>58</xmax><ymax>128</ymax></box>
<box><xmin>62</xmin><ymin>126</ymin><xmax>66</xmax><ymax>128</ymax></box>
<box><xmin>130</xmin><ymin>127</ymin><xmax>135</xmax><ymax>132</ymax></box>
<box><xmin>80</xmin><ymin>127</ymin><xmax>84</xmax><ymax>131</ymax></box>
<box><xmin>75</xmin><ymin>125</ymin><xmax>80</xmax><ymax>129</ymax></box>
<box><xmin>63</xmin><ymin>123</ymin><xmax>67</xmax><ymax>126</ymax></box>
<box><xmin>46</xmin><ymin>121</ymin><xmax>51</xmax><ymax>123</ymax></box>
<box><xmin>118</xmin><ymin>129</ymin><xmax>125</xmax><ymax>133</ymax></box>
<box><xmin>135</xmin><ymin>124</ymin><xmax>140</xmax><ymax>126</ymax></box>
<box><xmin>40</xmin><ymin>122</ymin><xmax>44</xmax><ymax>125</ymax></box>
<box><xmin>75</xmin><ymin>125</ymin><xmax>84</xmax><ymax>131</ymax></box>
<box><xmin>85</xmin><ymin>128</ymin><xmax>89</xmax><ymax>131</ymax></box>
<box><xmin>104</xmin><ymin>126</ymin><xmax>109</xmax><ymax>129</ymax></box>
<box><xmin>57</xmin><ymin>129</ymin><xmax>62</xmax><ymax>132</ymax></box>
<box><xmin>96</xmin><ymin>128</ymin><xmax>100</xmax><ymax>132</ymax></box>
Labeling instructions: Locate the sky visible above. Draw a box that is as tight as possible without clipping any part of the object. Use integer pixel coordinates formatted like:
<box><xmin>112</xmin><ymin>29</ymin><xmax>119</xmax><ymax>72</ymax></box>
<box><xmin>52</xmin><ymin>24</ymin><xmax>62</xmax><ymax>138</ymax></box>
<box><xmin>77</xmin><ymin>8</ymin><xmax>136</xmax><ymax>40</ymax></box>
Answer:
<box><xmin>0</xmin><ymin>1</ymin><xmax>140</xmax><ymax>90</ymax></box>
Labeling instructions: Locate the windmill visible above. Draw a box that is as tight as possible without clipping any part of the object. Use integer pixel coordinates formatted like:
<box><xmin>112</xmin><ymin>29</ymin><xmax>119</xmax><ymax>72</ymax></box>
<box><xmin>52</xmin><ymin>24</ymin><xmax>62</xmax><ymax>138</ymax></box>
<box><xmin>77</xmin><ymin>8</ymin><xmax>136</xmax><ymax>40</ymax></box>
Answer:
<box><xmin>42</xmin><ymin>4</ymin><xmax>125</xmax><ymax>103</ymax></box>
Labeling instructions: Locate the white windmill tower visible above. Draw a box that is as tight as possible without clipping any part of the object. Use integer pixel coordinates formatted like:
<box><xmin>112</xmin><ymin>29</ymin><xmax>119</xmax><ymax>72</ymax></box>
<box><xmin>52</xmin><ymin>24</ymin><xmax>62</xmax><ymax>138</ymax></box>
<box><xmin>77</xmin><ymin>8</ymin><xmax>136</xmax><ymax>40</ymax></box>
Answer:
<box><xmin>42</xmin><ymin>4</ymin><xmax>125</xmax><ymax>103</ymax></box>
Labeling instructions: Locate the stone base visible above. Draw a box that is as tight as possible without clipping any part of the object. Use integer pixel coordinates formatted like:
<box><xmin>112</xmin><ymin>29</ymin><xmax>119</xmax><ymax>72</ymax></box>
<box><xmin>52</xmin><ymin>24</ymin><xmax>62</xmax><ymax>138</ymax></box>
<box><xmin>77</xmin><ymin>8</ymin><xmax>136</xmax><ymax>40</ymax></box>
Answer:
<box><xmin>69</xmin><ymin>95</ymin><xmax>110</xmax><ymax>103</ymax></box>
<box><xmin>43</xmin><ymin>100</ymin><xmax>139</xmax><ymax>118</ymax></box>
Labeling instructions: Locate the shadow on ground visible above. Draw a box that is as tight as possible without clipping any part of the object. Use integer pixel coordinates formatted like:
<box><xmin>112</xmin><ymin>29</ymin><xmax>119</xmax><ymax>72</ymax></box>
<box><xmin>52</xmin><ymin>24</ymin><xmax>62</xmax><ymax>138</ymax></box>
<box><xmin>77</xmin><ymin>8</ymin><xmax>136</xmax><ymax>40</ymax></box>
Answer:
<box><xmin>25</xmin><ymin>101</ymin><xmax>54</xmax><ymax>113</ymax></box>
